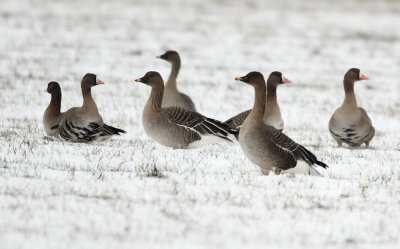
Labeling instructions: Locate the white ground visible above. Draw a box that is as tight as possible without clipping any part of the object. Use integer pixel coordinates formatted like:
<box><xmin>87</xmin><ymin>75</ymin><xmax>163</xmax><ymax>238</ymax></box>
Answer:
<box><xmin>0</xmin><ymin>0</ymin><xmax>399</xmax><ymax>248</ymax></box>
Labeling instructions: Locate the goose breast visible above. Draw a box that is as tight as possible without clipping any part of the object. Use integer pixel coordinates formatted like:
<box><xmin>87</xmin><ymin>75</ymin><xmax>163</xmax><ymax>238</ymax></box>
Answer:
<box><xmin>329</xmin><ymin>108</ymin><xmax>374</xmax><ymax>147</ymax></box>
<box><xmin>239</xmin><ymin>122</ymin><xmax>297</xmax><ymax>172</ymax></box>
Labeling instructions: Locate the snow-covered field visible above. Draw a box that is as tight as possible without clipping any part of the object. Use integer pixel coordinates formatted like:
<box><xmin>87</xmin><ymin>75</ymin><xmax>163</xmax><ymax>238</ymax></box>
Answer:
<box><xmin>1</xmin><ymin>0</ymin><xmax>399</xmax><ymax>248</ymax></box>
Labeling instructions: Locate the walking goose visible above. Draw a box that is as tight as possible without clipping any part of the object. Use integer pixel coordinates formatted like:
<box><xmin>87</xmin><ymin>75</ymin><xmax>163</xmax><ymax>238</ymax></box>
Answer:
<box><xmin>156</xmin><ymin>50</ymin><xmax>197</xmax><ymax>111</ymax></box>
<box><xmin>329</xmin><ymin>68</ymin><xmax>375</xmax><ymax>148</ymax></box>
<box><xmin>225</xmin><ymin>71</ymin><xmax>291</xmax><ymax>130</ymax></box>
<box><xmin>134</xmin><ymin>71</ymin><xmax>237</xmax><ymax>149</ymax></box>
<box><xmin>236</xmin><ymin>71</ymin><xmax>328</xmax><ymax>175</ymax></box>
<box><xmin>58</xmin><ymin>74</ymin><xmax>126</xmax><ymax>142</ymax></box>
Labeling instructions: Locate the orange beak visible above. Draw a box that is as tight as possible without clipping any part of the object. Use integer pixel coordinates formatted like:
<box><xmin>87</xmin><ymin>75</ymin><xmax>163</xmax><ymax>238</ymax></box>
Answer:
<box><xmin>135</xmin><ymin>78</ymin><xmax>142</xmax><ymax>82</ymax></box>
<box><xmin>236</xmin><ymin>76</ymin><xmax>248</xmax><ymax>82</ymax></box>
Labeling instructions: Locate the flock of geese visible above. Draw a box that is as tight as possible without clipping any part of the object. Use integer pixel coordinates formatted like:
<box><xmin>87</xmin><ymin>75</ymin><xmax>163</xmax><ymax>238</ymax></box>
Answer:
<box><xmin>43</xmin><ymin>50</ymin><xmax>375</xmax><ymax>176</ymax></box>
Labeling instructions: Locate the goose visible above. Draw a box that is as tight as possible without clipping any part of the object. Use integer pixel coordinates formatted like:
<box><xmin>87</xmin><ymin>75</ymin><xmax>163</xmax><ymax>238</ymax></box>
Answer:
<box><xmin>156</xmin><ymin>50</ymin><xmax>197</xmax><ymax>111</ymax></box>
<box><xmin>58</xmin><ymin>74</ymin><xmax>126</xmax><ymax>142</ymax></box>
<box><xmin>43</xmin><ymin>81</ymin><xmax>63</xmax><ymax>137</ymax></box>
<box><xmin>134</xmin><ymin>71</ymin><xmax>237</xmax><ymax>149</ymax></box>
<box><xmin>225</xmin><ymin>71</ymin><xmax>291</xmax><ymax>131</ymax></box>
<box><xmin>236</xmin><ymin>71</ymin><xmax>328</xmax><ymax>175</ymax></box>
<box><xmin>329</xmin><ymin>68</ymin><xmax>375</xmax><ymax>148</ymax></box>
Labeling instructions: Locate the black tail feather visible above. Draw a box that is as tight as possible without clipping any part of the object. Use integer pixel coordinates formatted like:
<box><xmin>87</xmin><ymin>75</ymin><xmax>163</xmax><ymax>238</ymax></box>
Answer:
<box><xmin>205</xmin><ymin>117</ymin><xmax>239</xmax><ymax>141</ymax></box>
<box><xmin>298</xmin><ymin>145</ymin><xmax>328</xmax><ymax>169</ymax></box>
<box><xmin>315</xmin><ymin>160</ymin><xmax>329</xmax><ymax>169</ymax></box>
<box><xmin>101</xmin><ymin>124</ymin><xmax>127</xmax><ymax>136</ymax></box>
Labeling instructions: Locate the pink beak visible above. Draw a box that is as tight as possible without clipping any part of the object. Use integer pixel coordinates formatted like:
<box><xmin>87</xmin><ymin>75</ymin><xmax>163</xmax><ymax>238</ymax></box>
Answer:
<box><xmin>44</xmin><ymin>88</ymin><xmax>48</xmax><ymax>92</ymax></box>
<box><xmin>282</xmin><ymin>77</ymin><xmax>292</xmax><ymax>83</ymax></box>
<box><xmin>96</xmin><ymin>78</ymin><xmax>105</xmax><ymax>85</ymax></box>
<box><xmin>360</xmin><ymin>74</ymin><xmax>369</xmax><ymax>80</ymax></box>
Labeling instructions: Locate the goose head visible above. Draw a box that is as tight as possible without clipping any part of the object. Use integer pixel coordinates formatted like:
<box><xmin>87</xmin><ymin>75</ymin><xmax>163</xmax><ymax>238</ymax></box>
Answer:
<box><xmin>81</xmin><ymin>73</ymin><xmax>104</xmax><ymax>89</ymax></box>
<box><xmin>45</xmin><ymin>81</ymin><xmax>61</xmax><ymax>95</ymax></box>
<box><xmin>156</xmin><ymin>50</ymin><xmax>180</xmax><ymax>64</ymax></box>
<box><xmin>267</xmin><ymin>71</ymin><xmax>292</xmax><ymax>87</ymax></box>
<box><xmin>135</xmin><ymin>71</ymin><xmax>164</xmax><ymax>87</ymax></box>
<box><xmin>235</xmin><ymin>71</ymin><xmax>266</xmax><ymax>87</ymax></box>
<box><xmin>344</xmin><ymin>68</ymin><xmax>369</xmax><ymax>83</ymax></box>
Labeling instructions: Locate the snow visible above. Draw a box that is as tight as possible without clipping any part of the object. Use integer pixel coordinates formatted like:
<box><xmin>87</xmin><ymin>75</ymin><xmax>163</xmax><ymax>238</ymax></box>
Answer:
<box><xmin>0</xmin><ymin>0</ymin><xmax>399</xmax><ymax>248</ymax></box>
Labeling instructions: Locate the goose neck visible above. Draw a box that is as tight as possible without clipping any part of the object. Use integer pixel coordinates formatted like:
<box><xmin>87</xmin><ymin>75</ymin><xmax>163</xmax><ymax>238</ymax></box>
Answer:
<box><xmin>166</xmin><ymin>60</ymin><xmax>180</xmax><ymax>90</ymax></box>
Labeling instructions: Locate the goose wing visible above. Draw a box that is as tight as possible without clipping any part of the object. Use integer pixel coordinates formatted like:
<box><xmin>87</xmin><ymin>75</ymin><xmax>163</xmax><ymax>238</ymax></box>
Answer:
<box><xmin>268</xmin><ymin>127</ymin><xmax>328</xmax><ymax>169</ymax></box>
<box><xmin>358</xmin><ymin>107</ymin><xmax>373</xmax><ymax>124</ymax></box>
<box><xmin>59</xmin><ymin>108</ymin><xmax>103</xmax><ymax>142</ymax></box>
<box><xmin>100</xmin><ymin>124</ymin><xmax>126</xmax><ymax>136</ymax></box>
<box><xmin>224</xmin><ymin>109</ymin><xmax>251</xmax><ymax>129</ymax></box>
<box><xmin>161</xmin><ymin>107</ymin><xmax>237</xmax><ymax>141</ymax></box>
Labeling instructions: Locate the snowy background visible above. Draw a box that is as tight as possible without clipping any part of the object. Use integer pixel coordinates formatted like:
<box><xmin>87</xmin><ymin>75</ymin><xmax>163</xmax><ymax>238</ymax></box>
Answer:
<box><xmin>0</xmin><ymin>0</ymin><xmax>399</xmax><ymax>248</ymax></box>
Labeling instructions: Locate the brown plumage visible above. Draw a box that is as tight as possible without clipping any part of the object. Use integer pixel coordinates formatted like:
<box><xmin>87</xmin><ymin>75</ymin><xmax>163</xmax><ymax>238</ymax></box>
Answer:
<box><xmin>156</xmin><ymin>50</ymin><xmax>197</xmax><ymax>111</ymax></box>
<box><xmin>236</xmin><ymin>71</ymin><xmax>328</xmax><ymax>175</ymax></box>
<box><xmin>43</xmin><ymin>82</ymin><xmax>63</xmax><ymax>136</ymax></box>
<box><xmin>329</xmin><ymin>68</ymin><xmax>375</xmax><ymax>148</ymax></box>
<box><xmin>134</xmin><ymin>71</ymin><xmax>237</xmax><ymax>149</ymax></box>
<box><xmin>58</xmin><ymin>74</ymin><xmax>126</xmax><ymax>142</ymax></box>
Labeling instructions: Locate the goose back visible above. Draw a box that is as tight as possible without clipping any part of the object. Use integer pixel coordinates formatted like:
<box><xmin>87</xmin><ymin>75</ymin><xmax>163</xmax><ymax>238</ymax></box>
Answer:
<box><xmin>59</xmin><ymin>107</ymin><xmax>104</xmax><ymax>142</ymax></box>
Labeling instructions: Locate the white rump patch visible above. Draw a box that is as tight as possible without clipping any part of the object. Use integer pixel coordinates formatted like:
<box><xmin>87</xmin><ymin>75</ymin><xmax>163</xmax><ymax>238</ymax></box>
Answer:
<box><xmin>283</xmin><ymin>161</ymin><xmax>322</xmax><ymax>176</ymax></box>
<box><xmin>188</xmin><ymin>135</ymin><xmax>231</xmax><ymax>149</ymax></box>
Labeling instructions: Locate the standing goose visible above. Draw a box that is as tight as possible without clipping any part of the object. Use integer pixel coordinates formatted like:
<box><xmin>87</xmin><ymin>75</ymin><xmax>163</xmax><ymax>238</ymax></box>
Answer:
<box><xmin>225</xmin><ymin>71</ymin><xmax>291</xmax><ymax>130</ymax></box>
<box><xmin>134</xmin><ymin>71</ymin><xmax>237</xmax><ymax>149</ymax></box>
<box><xmin>156</xmin><ymin>50</ymin><xmax>197</xmax><ymax>111</ymax></box>
<box><xmin>58</xmin><ymin>73</ymin><xmax>126</xmax><ymax>142</ymax></box>
<box><xmin>236</xmin><ymin>71</ymin><xmax>328</xmax><ymax>175</ymax></box>
<box><xmin>329</xmin><ymin>68</ymin><xmax>375</xmax><ymax>148</ymax></box>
